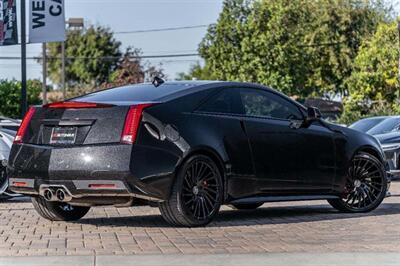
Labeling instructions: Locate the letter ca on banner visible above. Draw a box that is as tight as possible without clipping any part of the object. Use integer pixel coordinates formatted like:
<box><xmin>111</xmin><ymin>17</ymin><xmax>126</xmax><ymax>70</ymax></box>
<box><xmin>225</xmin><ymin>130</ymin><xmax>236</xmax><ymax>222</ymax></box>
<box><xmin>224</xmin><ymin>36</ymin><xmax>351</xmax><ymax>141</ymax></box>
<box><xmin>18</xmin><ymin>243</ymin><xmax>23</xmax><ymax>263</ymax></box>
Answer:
<box><xmin>29</xmin><ymin>0</ymin><xmax>66</xmax><ymax>43</ymax></box>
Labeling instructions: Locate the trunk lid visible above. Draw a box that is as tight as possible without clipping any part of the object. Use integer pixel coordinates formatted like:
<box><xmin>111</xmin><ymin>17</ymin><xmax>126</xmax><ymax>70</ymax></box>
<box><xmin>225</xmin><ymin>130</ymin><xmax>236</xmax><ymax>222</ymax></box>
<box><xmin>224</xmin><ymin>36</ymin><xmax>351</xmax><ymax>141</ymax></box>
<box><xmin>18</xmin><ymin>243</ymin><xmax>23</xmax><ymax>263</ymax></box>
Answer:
<box><xmin>25</xmin><ymin>105</ymin><xmax>130</xmax><ymax>146</ymax></box>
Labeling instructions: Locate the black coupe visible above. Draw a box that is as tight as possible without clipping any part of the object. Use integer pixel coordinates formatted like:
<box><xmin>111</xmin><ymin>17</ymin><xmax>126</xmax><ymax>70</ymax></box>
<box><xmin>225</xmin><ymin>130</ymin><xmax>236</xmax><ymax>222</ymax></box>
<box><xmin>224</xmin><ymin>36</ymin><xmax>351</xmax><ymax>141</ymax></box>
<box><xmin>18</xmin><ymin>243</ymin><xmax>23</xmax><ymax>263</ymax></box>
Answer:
<box><xmin>8</xmin><ymin>81</ymin><xmax>388</xmax><ymax>227</ymax></box>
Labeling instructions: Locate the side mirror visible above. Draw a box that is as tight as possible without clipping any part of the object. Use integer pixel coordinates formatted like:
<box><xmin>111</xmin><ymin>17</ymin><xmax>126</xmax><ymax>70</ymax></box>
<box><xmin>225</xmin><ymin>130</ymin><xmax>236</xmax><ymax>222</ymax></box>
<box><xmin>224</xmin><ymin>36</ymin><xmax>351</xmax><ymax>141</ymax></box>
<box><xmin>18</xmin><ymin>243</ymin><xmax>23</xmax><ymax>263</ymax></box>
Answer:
<box><xmin>306</xmin><ymin>107</ymin><xmax>322</xmax><ymax>124</ymax></box>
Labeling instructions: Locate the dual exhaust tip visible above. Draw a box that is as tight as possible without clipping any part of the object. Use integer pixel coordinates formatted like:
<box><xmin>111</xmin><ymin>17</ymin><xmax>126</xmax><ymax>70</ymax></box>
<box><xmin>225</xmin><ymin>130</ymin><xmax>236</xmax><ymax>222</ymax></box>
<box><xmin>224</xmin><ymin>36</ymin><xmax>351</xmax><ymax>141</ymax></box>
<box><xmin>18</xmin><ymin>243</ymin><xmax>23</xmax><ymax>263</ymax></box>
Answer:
<box><xmin>42</xmin><ymin>188</ymin><xmax>72</xmax><ymax>202</ymax></box>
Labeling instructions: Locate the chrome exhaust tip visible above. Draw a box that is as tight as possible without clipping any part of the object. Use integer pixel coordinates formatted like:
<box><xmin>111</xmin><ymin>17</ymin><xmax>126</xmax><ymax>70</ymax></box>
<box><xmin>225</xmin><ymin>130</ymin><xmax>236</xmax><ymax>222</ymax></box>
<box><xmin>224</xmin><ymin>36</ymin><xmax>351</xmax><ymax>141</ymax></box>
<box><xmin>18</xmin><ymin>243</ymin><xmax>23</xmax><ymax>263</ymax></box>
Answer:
<box><xmin>43</xmin><ymin>189</ymin><xmax>54</xmax><ymax>201</ymax></box>
<box><xmin>56</xmin><ymin>189</ymin><xmax>72</xmax><ymax>202</ymax></box>
<box><xmin>56</xmin><ymin>189</ymin><xmax>66</xmax><ymax>201</ymax></box>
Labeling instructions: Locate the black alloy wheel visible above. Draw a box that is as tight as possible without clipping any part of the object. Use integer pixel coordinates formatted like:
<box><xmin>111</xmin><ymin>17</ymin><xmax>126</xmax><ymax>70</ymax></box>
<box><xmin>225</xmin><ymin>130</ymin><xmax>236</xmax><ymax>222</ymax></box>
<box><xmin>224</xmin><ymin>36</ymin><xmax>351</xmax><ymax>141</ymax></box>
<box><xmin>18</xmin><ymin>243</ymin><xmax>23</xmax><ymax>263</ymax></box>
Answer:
<box><xmin>328</xmin><ymin>152</ymin><xmax>387</xmax><ymax>213</ymax></box>
<box><xmin>159</xmin><ymin>155</ymin><xmax>223</xmax><ymax>227</ymax></box>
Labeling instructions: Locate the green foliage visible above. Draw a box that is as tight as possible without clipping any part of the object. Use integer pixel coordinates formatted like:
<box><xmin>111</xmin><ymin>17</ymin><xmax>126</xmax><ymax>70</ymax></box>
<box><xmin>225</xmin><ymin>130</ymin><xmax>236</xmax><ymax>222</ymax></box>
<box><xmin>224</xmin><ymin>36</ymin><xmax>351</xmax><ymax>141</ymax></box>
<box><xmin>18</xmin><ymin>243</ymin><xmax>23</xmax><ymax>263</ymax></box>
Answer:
<box><xmin>340</xmin><ymin>20</ymin><xmax>400</xmax><ymax>124</ymax></box>
<box><xmin>176</xmin><ymin>63</ymin><xmax>216</xmax><ymax>80</ymax></box>
<box><xmin>47</xmin><ymin>26</ymin><xmax>121</xmax><ymax>86</ymax></box>
<box><xmin>0</xmin><ymin>80</ymin><xmax>42</xmax><ymax>118</ymax></box>
<box><xmin>197</xmin><ymin>0</ymin><xmax>391</xmax><ymax>98</ymax></box>
<box><xmin>102</xmin><ymin>47</ymin><xmax>165</xmax><ymax>89</ymax></box>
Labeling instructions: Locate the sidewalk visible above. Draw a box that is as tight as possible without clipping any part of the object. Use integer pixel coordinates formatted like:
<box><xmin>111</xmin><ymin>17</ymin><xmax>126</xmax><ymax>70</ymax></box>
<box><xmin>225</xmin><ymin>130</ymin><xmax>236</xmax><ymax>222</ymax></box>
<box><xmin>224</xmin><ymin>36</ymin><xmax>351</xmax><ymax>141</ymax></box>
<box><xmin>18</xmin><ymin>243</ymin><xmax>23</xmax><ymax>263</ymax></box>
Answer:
<box><xmin>1</xmin><ymin>253</ymin><xmax>400</xmax><ymax>266</ymax></box>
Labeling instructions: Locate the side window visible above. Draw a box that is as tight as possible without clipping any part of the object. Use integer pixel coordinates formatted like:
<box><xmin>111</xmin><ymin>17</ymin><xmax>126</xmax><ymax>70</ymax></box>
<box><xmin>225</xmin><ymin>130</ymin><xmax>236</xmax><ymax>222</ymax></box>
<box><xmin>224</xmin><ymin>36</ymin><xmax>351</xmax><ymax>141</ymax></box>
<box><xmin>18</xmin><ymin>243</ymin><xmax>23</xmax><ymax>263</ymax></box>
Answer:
<box><xmin>198</xmin><ymin>89</ymin><xmax>243</xmax><ymax>114</ymax></box>
<box><xmin>240</xmin><ymin>88</ymin><xmax>303</xmax><ymax>120</ymax></box>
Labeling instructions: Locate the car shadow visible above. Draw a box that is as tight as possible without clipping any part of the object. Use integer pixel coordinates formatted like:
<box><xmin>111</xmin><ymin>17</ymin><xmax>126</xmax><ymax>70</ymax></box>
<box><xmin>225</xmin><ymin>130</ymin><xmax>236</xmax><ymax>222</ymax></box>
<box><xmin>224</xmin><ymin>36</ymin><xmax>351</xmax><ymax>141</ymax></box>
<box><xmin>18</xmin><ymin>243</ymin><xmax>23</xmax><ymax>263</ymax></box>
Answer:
<box><xmin>76</xmin><ymin>201</ymin><xmax>400</xmax><ymax>228</ymax></box>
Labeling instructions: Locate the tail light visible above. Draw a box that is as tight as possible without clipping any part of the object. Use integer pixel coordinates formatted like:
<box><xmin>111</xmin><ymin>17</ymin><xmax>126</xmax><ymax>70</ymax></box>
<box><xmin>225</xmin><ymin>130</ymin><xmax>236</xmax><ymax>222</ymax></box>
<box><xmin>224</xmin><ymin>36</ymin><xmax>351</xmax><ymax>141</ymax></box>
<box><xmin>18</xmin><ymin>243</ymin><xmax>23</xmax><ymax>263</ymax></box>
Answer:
<box><xmin>121</xmin><ymin>104</ymin><xmax>154</xmax><ymax>144</ymax></box>
<box><xmin>14</xmin><ymin>107</ymin><xmax>36</xmax><ymax>144</ymax></box>
<box><xmin>12</xmin><ymin>181</ymin><xmax>28</xmax><ymax>187</ymax></box>
<box><xmin>43</xmin><ymin>101</ymin><xmax>114</xmax><ymax>109</ymax></box>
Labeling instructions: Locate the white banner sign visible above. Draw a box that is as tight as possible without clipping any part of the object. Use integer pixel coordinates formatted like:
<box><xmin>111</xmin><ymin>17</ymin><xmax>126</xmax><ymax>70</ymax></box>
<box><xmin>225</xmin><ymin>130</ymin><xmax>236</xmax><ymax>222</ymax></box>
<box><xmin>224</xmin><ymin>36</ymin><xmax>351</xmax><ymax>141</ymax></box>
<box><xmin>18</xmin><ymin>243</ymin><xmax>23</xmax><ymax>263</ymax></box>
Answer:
<box><xmin>29</xmin><ymin>0</ymin><xmax>66</xmax><ymax>43</ymax></box>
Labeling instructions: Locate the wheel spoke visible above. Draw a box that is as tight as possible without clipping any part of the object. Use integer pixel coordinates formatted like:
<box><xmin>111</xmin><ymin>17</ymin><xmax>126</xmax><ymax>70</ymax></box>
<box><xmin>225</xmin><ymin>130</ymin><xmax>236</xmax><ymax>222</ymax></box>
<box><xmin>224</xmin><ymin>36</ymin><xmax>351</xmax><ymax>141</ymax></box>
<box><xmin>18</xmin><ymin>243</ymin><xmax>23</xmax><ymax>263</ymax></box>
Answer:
<box><xmin>203</xmin><ymin>194</ymin><xmax>214</xmax><ymax>210</ymax></box>
<box><xmin>197</xmin><ymin>163</ymin><xmax>206</xmax><ymax>182</ymax></box>
<box><xmin>204</xmin><ymin>190</ymin><xmax>217</xmax><ymax>201</ymax></box>
<box><xmin>201</xmin><ymin>198</ymin><xmax>207</xmax><ymax>219</ymax></box>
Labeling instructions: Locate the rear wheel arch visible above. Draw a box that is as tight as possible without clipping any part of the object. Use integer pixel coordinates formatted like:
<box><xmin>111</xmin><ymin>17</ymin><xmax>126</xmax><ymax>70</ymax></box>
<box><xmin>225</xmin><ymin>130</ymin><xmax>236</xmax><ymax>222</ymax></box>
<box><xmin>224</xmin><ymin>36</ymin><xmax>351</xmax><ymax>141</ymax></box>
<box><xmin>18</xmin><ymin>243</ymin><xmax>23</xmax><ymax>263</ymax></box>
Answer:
<box><xmin>173</xmin><ymin>147</ymin><xmax>227</xmax><ymax>199</ymax></box>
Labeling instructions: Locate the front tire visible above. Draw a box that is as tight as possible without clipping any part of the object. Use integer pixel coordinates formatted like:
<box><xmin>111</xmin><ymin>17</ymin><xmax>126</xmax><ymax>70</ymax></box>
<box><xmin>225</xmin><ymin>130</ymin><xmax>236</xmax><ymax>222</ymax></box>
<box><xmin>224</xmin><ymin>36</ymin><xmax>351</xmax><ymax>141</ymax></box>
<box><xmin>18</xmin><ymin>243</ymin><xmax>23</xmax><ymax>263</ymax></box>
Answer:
<box><xmin>328</xmin><ymin>152</ymin><xmax>387</xmax><ymax>213</ymax></box>
<box><xmin>159</xmin><ymin>155</ymin><xmax>223</xmax><ymax>227</ymax></box>
<box><xmin>32</xmin><ymin>197</ymin><xmax>90</xmax><ymax>221</ymax></box>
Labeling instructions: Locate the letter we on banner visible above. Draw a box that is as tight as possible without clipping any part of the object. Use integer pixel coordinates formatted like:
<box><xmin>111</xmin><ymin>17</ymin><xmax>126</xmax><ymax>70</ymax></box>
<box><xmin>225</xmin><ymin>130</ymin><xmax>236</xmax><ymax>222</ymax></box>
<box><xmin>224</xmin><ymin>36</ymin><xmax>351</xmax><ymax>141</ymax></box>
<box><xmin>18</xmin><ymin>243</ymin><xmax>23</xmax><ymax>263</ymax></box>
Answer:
<box><xmin>29</xmin><ymin>0</ymin><xmax>66</xmax><ymax>43</ymax></box>
<box><xmin>0</xmin><ymin>0</ymin><xmax>18</xmax><ymax>46</ymax></box>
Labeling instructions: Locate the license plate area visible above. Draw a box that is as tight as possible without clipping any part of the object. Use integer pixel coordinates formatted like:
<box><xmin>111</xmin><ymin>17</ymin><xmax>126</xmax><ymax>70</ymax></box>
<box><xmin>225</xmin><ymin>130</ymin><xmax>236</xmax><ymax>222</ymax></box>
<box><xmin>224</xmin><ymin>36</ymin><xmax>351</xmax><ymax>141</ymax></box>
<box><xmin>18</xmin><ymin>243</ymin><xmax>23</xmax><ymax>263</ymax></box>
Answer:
<box><xmin>50</xmin><ymin>127</ymin><xmax>78</xmax><ymax>145</ymax></box>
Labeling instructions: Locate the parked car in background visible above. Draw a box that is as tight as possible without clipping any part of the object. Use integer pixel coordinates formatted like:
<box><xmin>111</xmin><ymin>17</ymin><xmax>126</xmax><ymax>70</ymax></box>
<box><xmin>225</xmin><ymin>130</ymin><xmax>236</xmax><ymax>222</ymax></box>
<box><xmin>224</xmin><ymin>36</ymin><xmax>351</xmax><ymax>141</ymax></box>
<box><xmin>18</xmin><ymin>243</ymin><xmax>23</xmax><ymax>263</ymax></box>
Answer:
<box><xmin>349</xmin><ymin>116</ymin><xmax>388</xmax><ymax>133</ymax></box>
<box><xmin>0</xmin><ymin>117</ymin><xmax>20</xmax><ymax>200</ymax></box>
<box><xmin>8</xmin><ymin>81</ymin><xmax>389</xmax><ymax>227</ymax></box>
<box><xmin>350</xmin><ymin>116</ymin><xmax>400</xmax><ymax>180</ymax></box>
<box><xmin>373</xmin><ymin>119</ymin><xmax>400</xmax><ymax>180</ymax></box>
<box><xmin>366</xmin><ymin>116</ymin><xmax>400</xmax><ymax>136</ymax></box>
<box><xmin>0</xmin><ymin>117</ymin><xmax>21</xmax><ymax>131</ymax></box>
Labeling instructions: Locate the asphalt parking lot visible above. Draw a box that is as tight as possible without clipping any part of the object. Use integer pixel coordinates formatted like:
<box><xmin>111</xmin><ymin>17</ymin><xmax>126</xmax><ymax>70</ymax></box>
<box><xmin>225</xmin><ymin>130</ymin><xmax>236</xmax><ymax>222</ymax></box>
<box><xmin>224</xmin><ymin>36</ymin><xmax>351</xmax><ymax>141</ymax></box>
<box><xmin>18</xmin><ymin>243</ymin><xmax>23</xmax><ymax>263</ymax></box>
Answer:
<box><xmin>1</xmin><ymin>183</ymin><xmax>400</xmax><ymax>257</ymax></box>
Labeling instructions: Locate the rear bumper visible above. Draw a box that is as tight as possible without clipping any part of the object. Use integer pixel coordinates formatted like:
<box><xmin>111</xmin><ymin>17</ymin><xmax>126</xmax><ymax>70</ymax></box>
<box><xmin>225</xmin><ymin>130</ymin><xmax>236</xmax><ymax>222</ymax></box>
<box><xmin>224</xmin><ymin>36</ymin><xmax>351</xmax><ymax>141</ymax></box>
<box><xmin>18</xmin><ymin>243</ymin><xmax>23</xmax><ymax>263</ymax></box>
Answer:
<box><xmin>8</xmin><ymin>143</ymin><xmax>180</xmax><ymax>204</ymax></box>
<box><xmin>9</xmin><ymin>177</ymin><xmax>160</xmax><ymax>206</ymax></box>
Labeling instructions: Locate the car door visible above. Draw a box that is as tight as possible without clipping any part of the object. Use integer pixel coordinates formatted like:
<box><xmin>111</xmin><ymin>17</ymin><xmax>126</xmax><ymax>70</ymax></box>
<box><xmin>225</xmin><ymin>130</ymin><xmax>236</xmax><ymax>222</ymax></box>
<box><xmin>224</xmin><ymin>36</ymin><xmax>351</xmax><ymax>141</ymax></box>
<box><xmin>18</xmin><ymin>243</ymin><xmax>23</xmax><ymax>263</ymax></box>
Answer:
<box><xmin>239</xmin><ymin>88</ymin><xmax>335</xmax><ymax>193</ymax></box>
<box><xmin>195</xmin><ymin>88</ymin><xmax>255</xmax><ymax>190</ymax></box>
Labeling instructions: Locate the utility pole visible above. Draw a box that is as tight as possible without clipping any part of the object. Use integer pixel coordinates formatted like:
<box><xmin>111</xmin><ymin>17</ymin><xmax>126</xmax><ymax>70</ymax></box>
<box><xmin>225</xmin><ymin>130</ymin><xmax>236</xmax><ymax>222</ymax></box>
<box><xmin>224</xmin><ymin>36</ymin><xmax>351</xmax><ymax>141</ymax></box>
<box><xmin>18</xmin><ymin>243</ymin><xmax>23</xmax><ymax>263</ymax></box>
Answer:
<box><xmin>42</xmin><ymin>43</ymin><xmax>47</xmax><ymax>105</ymax></box>
<box><xmin>61</xmin><ymin>41</ymin><xmax>66</xmax><ymax>100</ymax></box>
<box><xmin>20</xmin><ymin>0</ymin><xmax>27</xmax><ymax>117</ymax></box>
<box><xmin>60</xmin><ymin>18</ymin><xmax>84</xmax><ymax>100</ymax></box>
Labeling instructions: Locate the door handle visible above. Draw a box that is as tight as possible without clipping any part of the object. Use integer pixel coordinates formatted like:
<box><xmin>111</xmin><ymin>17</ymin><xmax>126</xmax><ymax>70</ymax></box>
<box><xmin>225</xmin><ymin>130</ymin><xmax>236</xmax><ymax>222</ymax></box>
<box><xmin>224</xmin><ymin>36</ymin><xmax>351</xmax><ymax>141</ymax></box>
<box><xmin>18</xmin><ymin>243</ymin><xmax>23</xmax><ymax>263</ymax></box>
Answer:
<box><xmin>289</xmin><ymin>120</ymin><xmax>302</xmax><ymax>129</ymax></box>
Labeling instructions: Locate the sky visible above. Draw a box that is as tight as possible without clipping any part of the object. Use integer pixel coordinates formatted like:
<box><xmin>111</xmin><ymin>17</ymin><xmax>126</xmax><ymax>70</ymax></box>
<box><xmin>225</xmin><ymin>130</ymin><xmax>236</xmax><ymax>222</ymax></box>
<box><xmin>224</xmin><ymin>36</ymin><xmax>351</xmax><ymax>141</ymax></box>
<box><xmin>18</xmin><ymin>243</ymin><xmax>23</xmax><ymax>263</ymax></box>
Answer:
<box><xmin>0</xmin><ymin>0</ymin><xmax>224</xmax><ymax>81</ymax></box>
<box><xmin>0</xmin><ymin>0</ymin><xmax>399</xmax><ymax>82</ymax></box>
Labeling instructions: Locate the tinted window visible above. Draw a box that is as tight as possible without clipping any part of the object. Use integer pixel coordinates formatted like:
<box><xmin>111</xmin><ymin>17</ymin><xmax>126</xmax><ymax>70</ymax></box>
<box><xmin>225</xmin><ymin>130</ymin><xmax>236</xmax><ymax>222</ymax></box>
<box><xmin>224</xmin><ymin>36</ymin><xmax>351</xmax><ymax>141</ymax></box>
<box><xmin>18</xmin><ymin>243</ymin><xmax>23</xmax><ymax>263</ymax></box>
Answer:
<box><xmin>198</xmin><ymin>89</ymin><xmax>242</xmax><ymax>114</ymax></box>
<box><xmin>240</xmin><ymin>89</ymin><xmax>302</xmax><ymax>120</ymax></box>
<box><xmin>350</xmin><ymin>117</ymin><xmax>387</xmax><ymax>133</ymax></box>
<box><xmin>367</xmin><ymin>117</ymin><xmax>400</xmax><ymax>135</ymax></box>
<box><xmin>74</xmin><ymin>83</ymin><xmax>199</xmax><ymax>103</ymax></box>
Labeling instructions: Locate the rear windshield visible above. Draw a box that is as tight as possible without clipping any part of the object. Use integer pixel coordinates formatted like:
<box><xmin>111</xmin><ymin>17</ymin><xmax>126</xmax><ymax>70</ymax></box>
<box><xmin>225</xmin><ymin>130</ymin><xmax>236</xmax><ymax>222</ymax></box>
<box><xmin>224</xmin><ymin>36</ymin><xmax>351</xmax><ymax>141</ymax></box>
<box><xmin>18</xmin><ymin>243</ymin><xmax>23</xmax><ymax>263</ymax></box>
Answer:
<box><xmin>73</xmin><ymin>83</ymin><xmax>198</xmax><ymax>103</ymax></box>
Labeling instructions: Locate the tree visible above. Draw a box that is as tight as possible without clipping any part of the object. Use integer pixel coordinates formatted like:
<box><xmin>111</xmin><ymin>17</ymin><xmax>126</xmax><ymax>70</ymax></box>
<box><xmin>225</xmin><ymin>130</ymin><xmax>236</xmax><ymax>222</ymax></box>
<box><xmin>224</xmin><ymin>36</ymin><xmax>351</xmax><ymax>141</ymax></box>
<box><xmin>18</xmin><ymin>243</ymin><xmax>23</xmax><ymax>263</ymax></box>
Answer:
<box><xmin>0</xmin><ymin>80</ymin><xmax>42</xmax><ymax>118</ymax></box>
<box><xmin>101</xmin><ymin>48</ymin><xmax>165</xmax><ymax>89</ymax></box>
<box><xmin>339</xmin><ymin>20</ymin><xmax>400</xmax><ymax>124</ymax></box>
<box><xmin>46</xmin><ymin>26</ymin><xmax>122</xmax><ymax>86</ymax></box>
<box><xmin>198</xmin><ymin>0</ymin><xmax>392</xmax><ymax>98</ymax></box>
<box><xmin>176</xmin><ymin>63</ymin><xmax>215</xmax><ymax>81</ymax></box>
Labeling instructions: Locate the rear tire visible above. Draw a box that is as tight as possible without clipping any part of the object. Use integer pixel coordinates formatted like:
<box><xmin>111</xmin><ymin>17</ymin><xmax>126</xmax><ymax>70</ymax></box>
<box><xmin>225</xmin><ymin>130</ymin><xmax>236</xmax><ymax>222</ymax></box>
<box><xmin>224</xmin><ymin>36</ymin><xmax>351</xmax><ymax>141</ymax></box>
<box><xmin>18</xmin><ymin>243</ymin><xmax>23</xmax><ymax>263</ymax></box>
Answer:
<box><xmin>31</xmin><ymin>197</ymin><xmax>90</xmax><ymax>221</ymax></box>
<box><xmin>328</xmin><ymin>152</ymin><xmax>387</xmax><ymax>213</ymax></box>
<box><xmin>159</xmin><ymin>155</ymin><xmax>223</xmax><ymax>227</ymax></box>
<box><xmin>230</xmin><ymin>203</ymin><xmax>263</xmax><ymax>210</ymax></box>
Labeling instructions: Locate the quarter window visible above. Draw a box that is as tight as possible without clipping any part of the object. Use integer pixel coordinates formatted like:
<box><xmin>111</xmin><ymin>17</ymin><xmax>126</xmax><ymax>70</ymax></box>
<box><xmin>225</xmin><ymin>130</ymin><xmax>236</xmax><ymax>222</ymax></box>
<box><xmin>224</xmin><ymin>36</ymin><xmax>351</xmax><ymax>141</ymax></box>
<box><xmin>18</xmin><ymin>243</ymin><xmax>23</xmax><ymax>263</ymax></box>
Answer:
<box><xmin>198</xmin><ymin>89</ymin><xmax>242</xmax><ymax>114</ymax></box>
<box><xmin>240</xmin><ymin>89</ymin><xmax>303</xmax><ymax>120</ymax></box>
